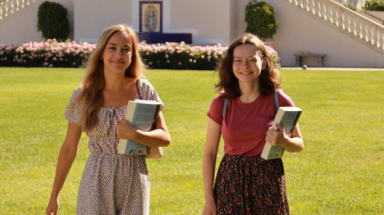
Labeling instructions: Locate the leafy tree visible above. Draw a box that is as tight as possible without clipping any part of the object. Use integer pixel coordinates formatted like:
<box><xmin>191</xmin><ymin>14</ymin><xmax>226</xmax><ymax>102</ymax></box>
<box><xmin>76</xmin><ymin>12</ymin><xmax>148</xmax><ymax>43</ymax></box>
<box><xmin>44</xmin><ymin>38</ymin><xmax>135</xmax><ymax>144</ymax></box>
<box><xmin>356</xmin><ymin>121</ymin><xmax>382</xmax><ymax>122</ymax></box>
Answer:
<box><xmin>245</xmin><ymin>0</ymin><xmax>278</xmax><ymax>40</ymax></box>
<box><xmin>37</xmin><ymin>1</ymin><xmax>70</xmax><ymax>41</ymax></box>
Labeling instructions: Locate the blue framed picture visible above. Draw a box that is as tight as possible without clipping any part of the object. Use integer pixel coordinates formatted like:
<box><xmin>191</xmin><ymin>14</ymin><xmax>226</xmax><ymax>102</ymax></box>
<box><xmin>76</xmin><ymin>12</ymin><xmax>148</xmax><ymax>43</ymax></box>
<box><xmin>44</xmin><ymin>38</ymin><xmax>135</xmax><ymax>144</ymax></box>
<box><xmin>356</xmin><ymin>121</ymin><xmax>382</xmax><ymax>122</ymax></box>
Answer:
<box><xmin>139</xmin><ymin>1</ymin><xmax>163</xmax><ymax>33</ymax></box>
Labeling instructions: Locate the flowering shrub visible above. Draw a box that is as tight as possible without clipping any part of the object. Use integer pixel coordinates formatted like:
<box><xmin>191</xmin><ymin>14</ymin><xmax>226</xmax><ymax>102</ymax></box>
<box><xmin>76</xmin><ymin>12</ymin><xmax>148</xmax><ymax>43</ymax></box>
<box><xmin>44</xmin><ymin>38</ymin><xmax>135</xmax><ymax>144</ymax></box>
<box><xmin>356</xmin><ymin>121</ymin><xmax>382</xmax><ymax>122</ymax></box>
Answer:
<box><xmin>0</xmin><ymin>40</ymin><xmax>279</xmax><ymax>70</ymax></box>
<box><xmin>0</xmin><ymin>39</ymin><xmax>95</xmax><ymax>67</ymax></box>
<box><xmin>265</xmin><ymin>45</ymin><xmax>278</xmax><ymax>66</ymax></box>
<box><xmin>139</xmin><ymin>41</ymin><xmax>226</xmax><ymax>70</ymax></box>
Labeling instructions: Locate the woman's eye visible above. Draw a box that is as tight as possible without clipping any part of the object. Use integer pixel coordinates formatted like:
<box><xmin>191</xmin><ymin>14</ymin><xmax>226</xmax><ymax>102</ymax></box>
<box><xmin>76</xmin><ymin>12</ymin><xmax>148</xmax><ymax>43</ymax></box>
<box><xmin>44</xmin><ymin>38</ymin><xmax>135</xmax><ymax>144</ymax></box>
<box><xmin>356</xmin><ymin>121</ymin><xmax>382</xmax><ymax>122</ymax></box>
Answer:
<box><xmin>124</xmin><ymin>49</ymin><xmax>130</xmax><ymax>52</ymax></box>
<box><xmin>249</xmin><ymin>59</ymin><xmax>256</xmax><ymax>62</ymax></box>
<box><xmin>109</xmin><ymin>47</ymin><xmax>116</xmax><ymax>50</ymax></box>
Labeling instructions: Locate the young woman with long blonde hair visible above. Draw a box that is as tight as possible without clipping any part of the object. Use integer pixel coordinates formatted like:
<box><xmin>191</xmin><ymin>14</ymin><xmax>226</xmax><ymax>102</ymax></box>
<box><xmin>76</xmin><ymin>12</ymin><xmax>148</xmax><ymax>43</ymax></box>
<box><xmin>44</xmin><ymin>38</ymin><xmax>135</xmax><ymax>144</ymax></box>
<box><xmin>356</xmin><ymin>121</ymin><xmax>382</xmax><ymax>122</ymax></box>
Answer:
<box><xmin>46</xmin><ymin>24</ymin><xmax>171</xmax><ymax>215</ymax></box>
<box><xmin>203</xmin><ymin>34</ymin><xmax>303</xmax><ymax>214</ymax></box>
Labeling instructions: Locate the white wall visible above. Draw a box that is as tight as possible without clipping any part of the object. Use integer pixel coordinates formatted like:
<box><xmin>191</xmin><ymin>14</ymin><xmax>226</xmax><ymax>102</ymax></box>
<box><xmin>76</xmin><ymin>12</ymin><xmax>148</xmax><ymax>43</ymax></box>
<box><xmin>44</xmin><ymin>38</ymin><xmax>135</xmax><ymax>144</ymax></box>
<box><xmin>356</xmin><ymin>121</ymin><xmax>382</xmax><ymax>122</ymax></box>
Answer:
<box><xmin>235</xmin><ymin>0</ymin><xmax>384</xmax><ymax>67</ymax></box>
<box><xmin>169</xmin><ymin>0</ymin><xmax>229</xmax><ymax>45</ymax></box>
<box><xmin>365</xmin><ymin>11</ymin><xmax>384</xmax><ymax>22</ymax></box>
<box><xmin>74</xmin><ymin>0</ymin><xmax>132</xmax><ymax>43</ymax></box>
<box><xmin>0</xmin><ymin>0</ymin><xmax>74</xmax><ymax>45</ymax></box>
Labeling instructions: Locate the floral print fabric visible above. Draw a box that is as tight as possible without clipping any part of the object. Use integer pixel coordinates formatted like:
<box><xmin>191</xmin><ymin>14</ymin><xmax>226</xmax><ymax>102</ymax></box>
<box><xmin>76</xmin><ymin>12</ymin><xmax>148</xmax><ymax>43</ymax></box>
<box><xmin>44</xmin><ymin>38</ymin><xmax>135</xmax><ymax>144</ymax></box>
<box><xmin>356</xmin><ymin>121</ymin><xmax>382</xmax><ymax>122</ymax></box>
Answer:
<box><xmin>64</xmin><ymin>79</ymin><xmax>163</xmax><ymax>215</ymax></box>
<box><xmin>214</xmin><ymin>154</ymin><xmax>289</xmax><ymax>215</ymax></box>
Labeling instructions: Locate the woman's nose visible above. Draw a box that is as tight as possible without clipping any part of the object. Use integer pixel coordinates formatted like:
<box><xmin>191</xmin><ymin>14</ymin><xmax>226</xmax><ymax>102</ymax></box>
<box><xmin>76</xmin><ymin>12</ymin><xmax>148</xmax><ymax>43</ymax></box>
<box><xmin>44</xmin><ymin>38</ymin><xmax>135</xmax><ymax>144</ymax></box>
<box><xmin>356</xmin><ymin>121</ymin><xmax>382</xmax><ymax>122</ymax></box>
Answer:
<box><xmin>118</xmin><ymin>49</ymin><xmax>124</xmax><ymax>56</ymax></box>
<box><xmin>241</xmin><ymin>60</ymin><xmax>249</xmax><ymax>67</ymax></box>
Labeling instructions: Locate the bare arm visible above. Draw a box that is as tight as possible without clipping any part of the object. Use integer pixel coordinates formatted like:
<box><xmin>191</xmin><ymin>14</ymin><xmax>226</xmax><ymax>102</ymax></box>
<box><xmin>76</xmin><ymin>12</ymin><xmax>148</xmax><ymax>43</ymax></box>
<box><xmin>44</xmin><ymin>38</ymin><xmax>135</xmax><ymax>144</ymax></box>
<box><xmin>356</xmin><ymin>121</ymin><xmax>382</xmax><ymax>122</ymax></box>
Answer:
<box><xmin>115</xmin><ymin>111</ymin><xmax>171</xmax><ymax>148</ymax></box>
<box><xmin>202</xmin><ymin>118</ymin><xmax>222</xmax><ymax>215</ymax></box>
<box><xmin>266</xmin><ymin>123</ymin><xmax>304</xmax><ymax>152</ymax></box>
<box><xmin>46</xmin><ymin>122</ymin><xmax>82</xmax><ymax>215</ymax></box>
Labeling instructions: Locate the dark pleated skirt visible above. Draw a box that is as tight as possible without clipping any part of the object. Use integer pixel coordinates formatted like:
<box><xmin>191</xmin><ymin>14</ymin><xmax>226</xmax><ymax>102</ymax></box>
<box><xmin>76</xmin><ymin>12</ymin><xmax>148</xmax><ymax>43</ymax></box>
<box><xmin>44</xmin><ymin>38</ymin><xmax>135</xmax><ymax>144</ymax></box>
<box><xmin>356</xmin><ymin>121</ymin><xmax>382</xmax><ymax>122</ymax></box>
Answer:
<box><xmin>213</xmin><ymin>154</ymin><xmax>289</xmax><ymax>215</ymax></box>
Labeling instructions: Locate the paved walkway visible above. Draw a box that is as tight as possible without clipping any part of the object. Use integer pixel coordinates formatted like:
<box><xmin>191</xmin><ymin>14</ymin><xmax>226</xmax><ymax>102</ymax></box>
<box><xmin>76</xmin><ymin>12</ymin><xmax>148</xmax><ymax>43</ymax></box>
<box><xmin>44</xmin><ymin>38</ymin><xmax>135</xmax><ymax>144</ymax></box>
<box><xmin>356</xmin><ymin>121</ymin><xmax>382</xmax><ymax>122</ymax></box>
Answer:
<box><xmin>281</xmin><ymin>67</ymin><xmax>384</xmax><ymax>71</ymax></box>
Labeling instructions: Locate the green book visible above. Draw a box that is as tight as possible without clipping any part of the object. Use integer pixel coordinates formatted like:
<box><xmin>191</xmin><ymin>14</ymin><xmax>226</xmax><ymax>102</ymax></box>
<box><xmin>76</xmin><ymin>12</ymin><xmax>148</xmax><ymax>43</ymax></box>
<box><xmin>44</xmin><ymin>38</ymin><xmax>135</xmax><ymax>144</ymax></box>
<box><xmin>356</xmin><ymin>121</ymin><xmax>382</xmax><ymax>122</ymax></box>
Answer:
<box><xmin>117</xmin><ymin>99</ymin><xmax>161</xmax><ymax>155</ymax></box>
<box><xmin>261</xmin><ymin>107</ymin><xmax>302</xmax><ymax>160</ymax></box>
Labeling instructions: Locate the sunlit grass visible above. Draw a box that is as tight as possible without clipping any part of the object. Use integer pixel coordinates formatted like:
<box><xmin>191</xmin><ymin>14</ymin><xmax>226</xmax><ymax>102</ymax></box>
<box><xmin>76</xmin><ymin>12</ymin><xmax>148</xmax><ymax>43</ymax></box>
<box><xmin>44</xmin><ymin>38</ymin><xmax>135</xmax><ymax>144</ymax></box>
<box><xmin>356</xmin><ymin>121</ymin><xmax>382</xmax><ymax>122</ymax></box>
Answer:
<box><xmin>0</xmin><ymin>68</ymin><xmax>383</xmax><ymax>214</ymax></box>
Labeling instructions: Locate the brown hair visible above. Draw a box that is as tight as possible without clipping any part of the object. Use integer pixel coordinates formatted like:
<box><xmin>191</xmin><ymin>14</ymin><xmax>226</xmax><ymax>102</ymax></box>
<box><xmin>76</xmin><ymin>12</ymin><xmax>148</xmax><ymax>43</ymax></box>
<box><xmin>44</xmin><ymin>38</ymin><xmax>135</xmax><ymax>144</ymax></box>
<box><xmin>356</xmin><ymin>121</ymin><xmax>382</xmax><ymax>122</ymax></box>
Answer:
<box><xmin>215</xmin><ymin>33</ymin><xmax>281</xmax><ymax>98</ymax></box>
<box><xmin>72</xmin><ymin>24</ymin><xmax>146</xmax><ymax>132</ymax></box>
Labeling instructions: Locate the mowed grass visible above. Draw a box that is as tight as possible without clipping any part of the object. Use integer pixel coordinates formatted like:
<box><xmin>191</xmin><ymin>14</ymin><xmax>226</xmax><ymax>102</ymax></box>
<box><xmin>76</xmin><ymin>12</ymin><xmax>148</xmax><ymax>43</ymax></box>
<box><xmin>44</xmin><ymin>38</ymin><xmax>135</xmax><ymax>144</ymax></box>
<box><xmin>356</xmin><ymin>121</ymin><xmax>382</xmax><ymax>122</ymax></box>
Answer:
<box><xmin>0</xmin><ymin>67</ymin><xmax>383</xmax><ymax>214</ymax></box>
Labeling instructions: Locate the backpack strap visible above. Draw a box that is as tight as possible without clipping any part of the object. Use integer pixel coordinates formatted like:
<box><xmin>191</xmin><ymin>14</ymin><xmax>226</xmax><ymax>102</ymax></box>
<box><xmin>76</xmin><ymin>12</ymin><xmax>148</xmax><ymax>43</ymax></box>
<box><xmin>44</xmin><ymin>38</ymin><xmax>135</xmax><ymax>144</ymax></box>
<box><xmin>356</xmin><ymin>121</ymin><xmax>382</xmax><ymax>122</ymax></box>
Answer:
<box><xmin>274</xmin><ymin>89</ymin><xmax>279</xmax><ymax>113</ymax></box>
<box><xmin>222</xmin><ymin>97</ymin><xmax>228</xmax><ymax>119</ymax></box>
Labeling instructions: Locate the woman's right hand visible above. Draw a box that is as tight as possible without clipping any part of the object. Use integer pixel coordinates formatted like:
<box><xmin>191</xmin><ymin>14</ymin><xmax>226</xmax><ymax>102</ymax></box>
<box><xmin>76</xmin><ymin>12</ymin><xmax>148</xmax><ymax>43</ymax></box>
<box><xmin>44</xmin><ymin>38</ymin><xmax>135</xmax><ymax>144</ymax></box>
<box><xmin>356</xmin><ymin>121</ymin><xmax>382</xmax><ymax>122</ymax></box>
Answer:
<box><xmin>46</xmin><ymin>197</ymin><xmax>59</xmax><ymax>215</ymax></box>
<box><xmin>202</xmin><ymin>200</ymin><xmax>217</xmax><ymax>215</ymax></box>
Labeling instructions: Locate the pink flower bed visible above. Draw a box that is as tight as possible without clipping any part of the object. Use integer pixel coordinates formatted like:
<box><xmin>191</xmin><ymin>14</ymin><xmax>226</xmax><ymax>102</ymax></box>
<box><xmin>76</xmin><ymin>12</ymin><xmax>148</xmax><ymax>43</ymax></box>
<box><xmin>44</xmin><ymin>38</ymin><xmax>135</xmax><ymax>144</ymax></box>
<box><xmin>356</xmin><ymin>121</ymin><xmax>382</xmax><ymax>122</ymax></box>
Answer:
<box><xmin>0</xmin><ymin>40</ymin><xmax>278</xmax><ymax>70</ymax></box>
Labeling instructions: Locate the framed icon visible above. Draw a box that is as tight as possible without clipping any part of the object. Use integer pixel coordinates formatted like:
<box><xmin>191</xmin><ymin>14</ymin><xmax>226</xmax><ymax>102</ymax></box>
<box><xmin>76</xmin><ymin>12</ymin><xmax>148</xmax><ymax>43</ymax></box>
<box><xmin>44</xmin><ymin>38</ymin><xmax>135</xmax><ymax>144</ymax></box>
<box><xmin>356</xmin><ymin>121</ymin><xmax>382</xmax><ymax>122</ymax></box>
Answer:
<box><xmin>139</xmin><ymin>1</ymin><xmax>163</xmax><ymax>33</ymax></box>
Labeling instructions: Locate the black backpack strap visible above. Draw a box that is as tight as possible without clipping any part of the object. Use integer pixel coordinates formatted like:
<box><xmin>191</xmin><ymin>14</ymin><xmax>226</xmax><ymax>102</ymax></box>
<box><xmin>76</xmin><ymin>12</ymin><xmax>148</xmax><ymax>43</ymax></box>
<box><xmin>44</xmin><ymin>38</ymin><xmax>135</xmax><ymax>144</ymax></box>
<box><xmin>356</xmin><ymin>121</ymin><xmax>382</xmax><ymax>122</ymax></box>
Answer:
<box><xmin>222</xmin><ymin>98</ymin><xmax>228</xmax><ymax>119</ymax></box>
<box><xmin>274</xmin><ymin>89</ymin><xmax>279</xmax><ymax>113</ymax></box>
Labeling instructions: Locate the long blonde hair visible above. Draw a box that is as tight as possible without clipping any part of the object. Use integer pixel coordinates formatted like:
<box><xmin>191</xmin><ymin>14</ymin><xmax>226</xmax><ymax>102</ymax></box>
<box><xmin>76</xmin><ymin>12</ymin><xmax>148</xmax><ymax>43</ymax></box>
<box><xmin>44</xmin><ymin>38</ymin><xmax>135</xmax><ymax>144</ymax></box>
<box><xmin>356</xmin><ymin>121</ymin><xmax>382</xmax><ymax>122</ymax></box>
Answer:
<box><xmin>73</xmin><ymin>24</ymin><xmax>146</xmax><ymax>132</ymax></box>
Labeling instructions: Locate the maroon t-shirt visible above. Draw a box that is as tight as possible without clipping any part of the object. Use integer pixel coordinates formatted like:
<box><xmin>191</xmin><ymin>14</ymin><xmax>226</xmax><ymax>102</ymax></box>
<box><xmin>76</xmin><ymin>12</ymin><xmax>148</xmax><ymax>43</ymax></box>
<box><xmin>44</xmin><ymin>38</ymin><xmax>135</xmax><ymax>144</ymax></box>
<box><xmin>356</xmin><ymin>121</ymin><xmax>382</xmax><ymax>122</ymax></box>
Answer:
<box><xmin>207</xmin><ymin>90</ymin><xmax>295</xmax><ymax>156</ymax></box>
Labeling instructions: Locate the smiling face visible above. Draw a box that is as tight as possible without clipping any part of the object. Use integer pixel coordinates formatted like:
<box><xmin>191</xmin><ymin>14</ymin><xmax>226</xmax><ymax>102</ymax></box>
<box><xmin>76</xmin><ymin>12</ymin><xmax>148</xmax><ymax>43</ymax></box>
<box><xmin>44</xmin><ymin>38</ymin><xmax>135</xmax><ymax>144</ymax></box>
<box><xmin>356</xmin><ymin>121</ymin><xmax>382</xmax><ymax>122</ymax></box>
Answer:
<box><xmin>232</xmin><ymin>44</ymin><xmax>264</xmax><ymax>85</ymax></box>
<box><xmin>101</xmin><ymin>31</ymin><xmax>133</xmax><ymax>75</ymax></box>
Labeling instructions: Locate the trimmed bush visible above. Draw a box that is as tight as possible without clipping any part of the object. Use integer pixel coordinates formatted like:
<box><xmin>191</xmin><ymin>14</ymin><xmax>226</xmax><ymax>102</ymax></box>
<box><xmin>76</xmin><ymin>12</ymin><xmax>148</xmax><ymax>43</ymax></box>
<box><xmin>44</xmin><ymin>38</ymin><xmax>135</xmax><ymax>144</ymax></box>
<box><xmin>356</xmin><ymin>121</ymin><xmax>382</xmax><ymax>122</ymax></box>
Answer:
<box><xmin>363</xmin><ymin>0</ymin><xmax>384</xmax><ymax>11</ymax></box>
<box><xmin>245</xmin><ymin>0</ymin><xmax>278</xmax><ymax>40</ymax></box>
<box><xmin>37</xmin><ymin>1</ymin><xmax>70</xmax><ymax>41</ymax></box>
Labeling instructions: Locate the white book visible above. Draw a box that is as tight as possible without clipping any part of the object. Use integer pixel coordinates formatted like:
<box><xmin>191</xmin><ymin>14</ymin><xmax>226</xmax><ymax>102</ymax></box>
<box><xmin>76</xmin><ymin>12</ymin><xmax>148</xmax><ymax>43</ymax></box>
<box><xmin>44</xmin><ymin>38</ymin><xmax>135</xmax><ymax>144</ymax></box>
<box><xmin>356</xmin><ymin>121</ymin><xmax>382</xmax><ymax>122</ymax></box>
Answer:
<box><xmin>117</xmin><ymin>99</ymin><xmax>161</xmax><ymax>155</ymax></box>
<box><xmin>261</xmin><ymin>107</ymin><xmax>302</xmax><ymax>160</ymax></box>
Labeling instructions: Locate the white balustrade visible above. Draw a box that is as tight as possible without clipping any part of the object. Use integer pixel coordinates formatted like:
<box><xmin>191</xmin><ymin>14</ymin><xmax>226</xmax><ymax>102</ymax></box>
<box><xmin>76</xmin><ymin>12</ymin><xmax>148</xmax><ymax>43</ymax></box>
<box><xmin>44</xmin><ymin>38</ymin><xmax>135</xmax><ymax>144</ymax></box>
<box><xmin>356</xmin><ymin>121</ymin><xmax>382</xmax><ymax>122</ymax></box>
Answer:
<box><xmin>5</xmin><ymin>0</ymin><xmax>8</xmax><ymax>17</ymax></box>
<box><xmin>311</xmin><ymin>0</ymin><xmax>316</xmax><ymax>14</ymax></box>
<box><xmin>284</xmin><ymin>0</ymin><xmax>384</xmax><ymax>51</ymax></box>
<box><xmin>359</xmin><ymin>21</ymin><xmax>364</xmax><ymax>40</ymax></box>
<box><xmin>0</xmin><ymin>0</ymin><xmax>34</xmax><ymax>20</ymax></box>
<box><xmin>370</xmin><ymin>26</ymin><xmax>375</xmax><ymax>45</ymax></box>
<box><xmin>354</xmin><ymin>18</ymin><xmax>359</xmax><ymax>36</ymax></box>
<box><xmin>382</xmin><ymin>31</ymin><xmax>384</xmax><ymax>50</ymax></box>
<box><xmin>305</xmin><ymin>0</ymin><xmax>310</xmax><ymax>11</ymax></box>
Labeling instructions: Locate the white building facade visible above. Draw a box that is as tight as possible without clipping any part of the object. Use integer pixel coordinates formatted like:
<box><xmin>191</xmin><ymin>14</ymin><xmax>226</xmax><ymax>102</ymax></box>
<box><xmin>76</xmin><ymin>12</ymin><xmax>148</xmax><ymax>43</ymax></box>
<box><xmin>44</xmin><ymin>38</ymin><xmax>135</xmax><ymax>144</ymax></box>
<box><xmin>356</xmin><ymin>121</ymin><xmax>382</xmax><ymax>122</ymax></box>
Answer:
<box><xmin>1</xmin><ymin>0</ymin><xmax>383</xmax><ymax>67</ymax></box>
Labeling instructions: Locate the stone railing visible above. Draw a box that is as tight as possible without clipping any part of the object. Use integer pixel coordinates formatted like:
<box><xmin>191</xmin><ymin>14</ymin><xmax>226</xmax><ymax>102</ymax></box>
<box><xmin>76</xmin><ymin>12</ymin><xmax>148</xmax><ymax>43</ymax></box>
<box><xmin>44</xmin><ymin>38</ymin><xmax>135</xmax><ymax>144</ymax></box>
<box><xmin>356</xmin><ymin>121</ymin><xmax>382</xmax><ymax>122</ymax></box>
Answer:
<box><xmin>0</xmin><ymin>0</ymin><xmax>35</xmax><ymax>19</ymax></box>
<box><xmin>286</xmin><ymin>0</ymin><xmax>384</xmax><ymax>51</ymax></box>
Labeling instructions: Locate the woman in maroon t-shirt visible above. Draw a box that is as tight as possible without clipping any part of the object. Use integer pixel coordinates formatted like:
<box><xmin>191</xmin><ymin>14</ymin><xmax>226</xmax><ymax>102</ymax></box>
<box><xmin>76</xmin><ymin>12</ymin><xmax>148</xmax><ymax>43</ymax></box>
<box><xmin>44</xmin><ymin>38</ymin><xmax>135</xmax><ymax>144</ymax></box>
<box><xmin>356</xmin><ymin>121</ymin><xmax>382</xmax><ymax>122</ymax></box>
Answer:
<box><xmin>202</xmin><ymin>34</ymin><xmax>304</xmax><ymax>215</ymax></box>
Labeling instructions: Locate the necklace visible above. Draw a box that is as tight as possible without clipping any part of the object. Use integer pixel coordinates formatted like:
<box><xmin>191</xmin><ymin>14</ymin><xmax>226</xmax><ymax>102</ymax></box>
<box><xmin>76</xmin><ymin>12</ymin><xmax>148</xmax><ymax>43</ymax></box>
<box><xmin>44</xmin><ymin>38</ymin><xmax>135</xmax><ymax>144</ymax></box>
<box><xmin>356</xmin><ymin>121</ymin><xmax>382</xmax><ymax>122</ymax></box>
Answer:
<box><xmin>105</xmin><ymin>87</ymin><xmax>118</xmax><ymax>93</ymax></box>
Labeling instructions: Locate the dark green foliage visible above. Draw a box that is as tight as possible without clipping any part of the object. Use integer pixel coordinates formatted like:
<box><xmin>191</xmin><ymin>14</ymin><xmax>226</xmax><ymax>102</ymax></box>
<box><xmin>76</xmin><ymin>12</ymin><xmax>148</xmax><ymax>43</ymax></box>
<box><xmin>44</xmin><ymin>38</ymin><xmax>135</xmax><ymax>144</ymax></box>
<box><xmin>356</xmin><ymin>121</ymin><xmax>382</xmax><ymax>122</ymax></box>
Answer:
<box><xmin>363</xmin><ymin>0</ymin><xmax>384</xmax><ymax>11</ymax></box>
<box><xmin>245</xmin><ymin>0</ymin><xmax>278</xmax><ymax>40</ymax></box>
<box><xmin>344</xmin><ymin>3</ymin><xmax>357</xmax><ymax>11</ymax></box>
<box><xmin>37</xmin><ymin>1</ymin><xmax>70</xmax><ymax>41</ymax></box>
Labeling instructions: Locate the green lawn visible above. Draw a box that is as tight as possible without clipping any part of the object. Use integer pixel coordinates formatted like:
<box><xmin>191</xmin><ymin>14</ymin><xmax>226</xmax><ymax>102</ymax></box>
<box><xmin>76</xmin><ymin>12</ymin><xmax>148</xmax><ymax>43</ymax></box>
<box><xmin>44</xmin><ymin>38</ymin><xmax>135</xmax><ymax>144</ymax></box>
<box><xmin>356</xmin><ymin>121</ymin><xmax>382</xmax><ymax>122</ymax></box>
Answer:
<box><xmin>0</xmin><ymin>68</ymin><xmax>383</xmax><ymax>214</ymax></box>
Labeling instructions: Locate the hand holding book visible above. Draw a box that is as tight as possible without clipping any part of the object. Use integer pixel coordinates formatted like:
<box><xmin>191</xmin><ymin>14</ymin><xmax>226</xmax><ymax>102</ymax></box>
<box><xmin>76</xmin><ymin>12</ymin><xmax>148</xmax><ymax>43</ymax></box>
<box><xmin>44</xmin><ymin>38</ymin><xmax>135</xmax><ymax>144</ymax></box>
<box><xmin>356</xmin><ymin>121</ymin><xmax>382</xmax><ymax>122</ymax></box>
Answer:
<box><xmin>261</xmin><ymin>107</ymin><xmax>303</xmax><ymax>160</ymax></box>
<box><xmin>265</xmin><ymin>124</ymin><xmax>289</xmax><ymax>147</ymax></box>
<box><xmin>115</xmin><ymin>118</ymin><xmax>140</xmax><ymax>141</ymax></box>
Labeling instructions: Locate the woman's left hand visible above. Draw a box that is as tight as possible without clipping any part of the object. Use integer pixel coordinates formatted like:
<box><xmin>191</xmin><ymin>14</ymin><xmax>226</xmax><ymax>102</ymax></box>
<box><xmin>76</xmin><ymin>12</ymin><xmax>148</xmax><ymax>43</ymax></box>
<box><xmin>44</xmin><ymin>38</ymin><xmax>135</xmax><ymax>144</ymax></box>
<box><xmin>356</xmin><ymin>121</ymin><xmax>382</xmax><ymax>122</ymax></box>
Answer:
<box><xmin>266</xmin><ymin>124</ymin><xmax>289</xmax><ymax>147</ymax></box>
<box><xmin>115</xmin><ymin>118</ymin><xmax>138</xmax><ymax>140</ymax></box>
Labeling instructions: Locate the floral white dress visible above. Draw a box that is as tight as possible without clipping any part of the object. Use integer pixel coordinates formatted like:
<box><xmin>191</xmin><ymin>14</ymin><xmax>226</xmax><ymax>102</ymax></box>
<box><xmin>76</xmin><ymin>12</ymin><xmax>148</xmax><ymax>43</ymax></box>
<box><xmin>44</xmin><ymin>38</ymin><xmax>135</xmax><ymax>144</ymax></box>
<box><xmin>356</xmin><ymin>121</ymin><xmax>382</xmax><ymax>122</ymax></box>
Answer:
<box><xmin>64</xmin><ymin>79</ymin><xmax>164</xmax><ymax>215</ymax></box>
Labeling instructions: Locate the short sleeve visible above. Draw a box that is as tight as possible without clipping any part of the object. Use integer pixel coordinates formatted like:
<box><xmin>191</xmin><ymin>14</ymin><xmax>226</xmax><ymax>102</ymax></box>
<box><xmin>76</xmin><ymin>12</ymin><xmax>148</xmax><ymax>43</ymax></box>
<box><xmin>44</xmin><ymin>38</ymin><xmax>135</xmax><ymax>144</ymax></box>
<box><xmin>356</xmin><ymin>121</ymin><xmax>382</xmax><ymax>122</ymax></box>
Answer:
<box><xmin>137</xmin><ymin>79</ymin><xmax>165</xmax><ymax>110</ymax></box>
<box><xmin>278</xmin><ymin>89</ymin><xmax>295</xmax><ymax>107</ymax></box>
<box><xmin>207</xmin><ymin>93</ymin><xmax>225</xmax><ymax>125</ymax></box>
<box><xmin>64</xmin><ymin>88</ymin><xmax>82</xmax><ymax>125</ymax></box>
